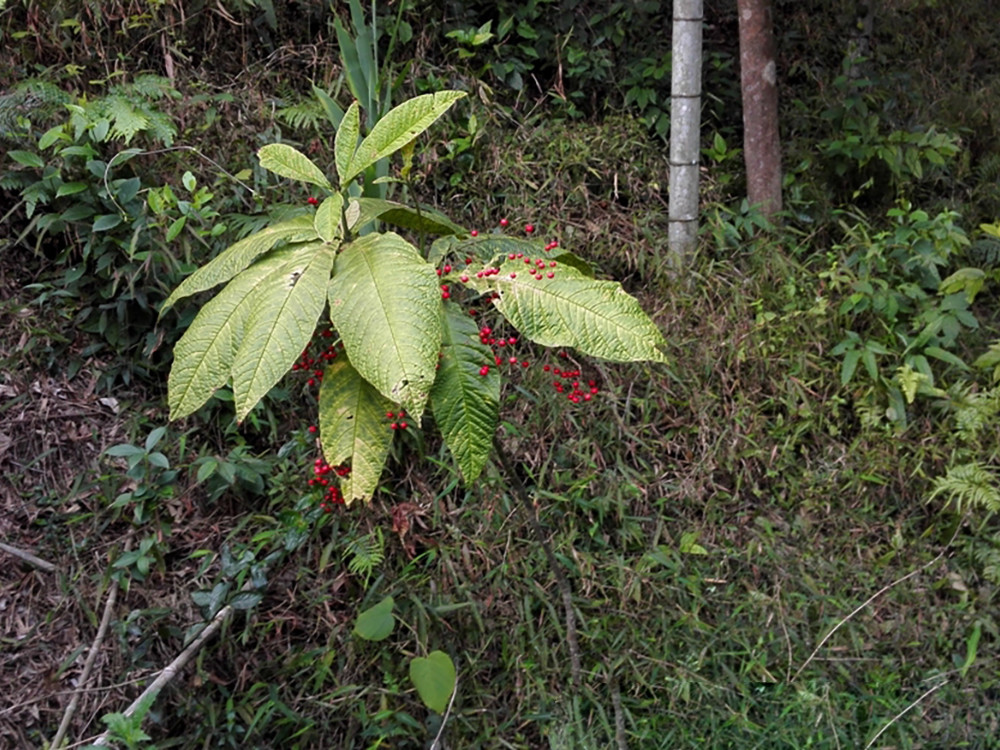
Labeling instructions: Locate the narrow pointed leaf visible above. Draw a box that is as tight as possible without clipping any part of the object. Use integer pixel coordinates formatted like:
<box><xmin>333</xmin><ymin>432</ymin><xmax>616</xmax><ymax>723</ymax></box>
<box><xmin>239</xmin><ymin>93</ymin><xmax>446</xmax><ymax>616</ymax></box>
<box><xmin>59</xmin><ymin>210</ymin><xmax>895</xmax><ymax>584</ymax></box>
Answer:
<box><xmin>232</xmin><ymin>242</ymin><xmax>334</xmax><ymax>420</ymax></box>
<box><xmin>168</xmin><ymin>249</ymin><xmax>297</xmax><ymax>419</ymax></box>
<box><xmin>335</xmin><ymin>101</ymin><xmax>360</xmax><ymax>187</ymax></box>
<box><xmin>314</xmin><ymin>194</ymin><xmax>344</xmax><ymax>243</ymax></box>
<box><xmin>430</xmin><ymin>305</ymin><xmax>499</xmax><ymax>482</ymax></box>
<box><xmin>343</xmin><ymin>91</ymin><xmax>466</xmax><ymax>184</ymax></box>
<box><xmin>327</xmin><ymin>232</ymin><xmax>442</xmax><ymax>419</ymax></box>
<box><xmin>160</xmin><ymin>216</ymin><xmax>318</xmax><ymax>315</ymax></box>
<box><xmin>472</xmin><ymin>260</ymin><xmax>667</xmax><ymax>363</ymax></box>
<box><xmin>258</xmin><ymin>143</ymin><xmax>332</xmax><ymax>189</ymax></box>
<box><xmin>318</xmin><ymin>357</ymin><xmax>395</xmax><ymax>504</ymax></box>
<box><xmin>409</xmin><ymin>651</ymin><xmax>456</xmax><ymax>714</ymax></box>
<box><xmin>348</xmin><ymin>197</ymin><xmax>466</xmax><ymax>236</ymax></box>
<box><xmin>312</xmin><ymin>84</ymin><xmax>345</xmax><ymax>129</ymax></box>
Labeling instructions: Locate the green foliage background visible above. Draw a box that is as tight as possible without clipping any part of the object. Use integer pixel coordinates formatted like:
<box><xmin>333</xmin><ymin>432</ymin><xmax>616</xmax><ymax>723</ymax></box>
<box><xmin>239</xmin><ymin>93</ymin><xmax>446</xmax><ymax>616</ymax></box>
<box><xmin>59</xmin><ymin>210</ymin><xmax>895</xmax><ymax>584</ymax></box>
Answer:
<box><xmin>1</xmin><ymin>0</ymin><xmax>1000</xmax><ymax>748</ymax></box>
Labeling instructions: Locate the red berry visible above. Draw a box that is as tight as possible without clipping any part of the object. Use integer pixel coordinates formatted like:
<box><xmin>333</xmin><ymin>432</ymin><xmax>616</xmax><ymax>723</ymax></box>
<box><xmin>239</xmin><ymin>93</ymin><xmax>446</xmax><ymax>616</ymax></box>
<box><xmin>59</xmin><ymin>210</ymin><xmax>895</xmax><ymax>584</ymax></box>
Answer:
<box><xmin>307</xmin><ymin>196</ymin><xmax>319</xmax><ymax>206</ymax></box>
<box><xmin>525</xmin><ymin>224</ymin><xmax>534</xmax><ymax>233</ymax></box>
<box><xmin>308</xmin><ymin>425</ymin><xmax>317</xmax><ymax>434</ymax></box>
<box><xmin>470</xmin><ymin>229</ymin><xmax>479</xmax><ymax>237</ymax></box>
<box><xmin>500</xmin><ymin>218</ymin><xmax>509</xmax><ymax>227</ymax></box>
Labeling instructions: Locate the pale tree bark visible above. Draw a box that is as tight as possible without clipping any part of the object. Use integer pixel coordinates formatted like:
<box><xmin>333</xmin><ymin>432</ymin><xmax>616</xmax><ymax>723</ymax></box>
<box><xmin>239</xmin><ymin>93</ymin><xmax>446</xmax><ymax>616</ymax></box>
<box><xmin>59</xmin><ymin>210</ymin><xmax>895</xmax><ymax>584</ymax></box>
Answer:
<box><xmin>738</xmin><ymin>0</ymin><xmax>782</xmax><ymax>218</ymax></box>
<box><xmin>668</xmin><ymin>0</ymin><xmax>704</xmax><ymax>270</ymax></box>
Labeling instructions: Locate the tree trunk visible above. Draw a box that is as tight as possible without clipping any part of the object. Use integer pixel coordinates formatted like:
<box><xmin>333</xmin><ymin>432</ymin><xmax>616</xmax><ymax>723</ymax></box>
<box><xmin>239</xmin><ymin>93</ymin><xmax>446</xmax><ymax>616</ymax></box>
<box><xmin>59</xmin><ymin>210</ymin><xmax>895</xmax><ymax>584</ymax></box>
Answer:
<box><xmin>738</xmin><ymin>0</ymin><xmax>782</xmax><ymax>218</ymax></box>
<box><xmin>668</xmin><ymin>0</ymin><xmax>704</xmax><ymax>270</ymax></box>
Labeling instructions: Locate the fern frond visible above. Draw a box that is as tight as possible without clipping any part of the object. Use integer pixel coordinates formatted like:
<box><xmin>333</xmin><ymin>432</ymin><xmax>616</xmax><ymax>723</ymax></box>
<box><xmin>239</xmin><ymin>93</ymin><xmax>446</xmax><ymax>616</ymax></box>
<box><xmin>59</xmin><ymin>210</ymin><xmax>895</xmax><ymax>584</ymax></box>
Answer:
<box><xmin>927</xmin><ymin>462</ymin><xmax>1000</xmax><ymax>515</ymax></box>
<box><xmin>102</xmin><ymin>96</ymin><xmax>149</xmax><ymax>145</ymax></box>
<box><xmin>276</xmin><ymin>99</ymin><xmax>325</xmax><ymax>133</ymax></box>
<box><xmin>968</xmin><ymin>537</ymin><xmax>1000</xmax><ymax>584</ymax></box>
<box><xmin>345</xmin><ymin>528</ymin><xmax>385</xmax><ymax>584</ymax></box>
<box><xmin>951</xmin><ymin>386</ymin><xmax>1000</xmax><ymax>441</ymax></box>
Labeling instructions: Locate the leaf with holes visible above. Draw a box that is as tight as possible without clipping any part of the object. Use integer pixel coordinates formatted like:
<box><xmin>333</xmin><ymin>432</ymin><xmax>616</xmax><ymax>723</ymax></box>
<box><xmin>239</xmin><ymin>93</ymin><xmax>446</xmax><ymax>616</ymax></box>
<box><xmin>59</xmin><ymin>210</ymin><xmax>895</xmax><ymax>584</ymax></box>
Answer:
<box><xmin>168</xmin><ymin>248</ymin><xmax>299</xmax><ymax>419</ymax></box>
<box><xmin>258</xmin><ymin>143</ymin><xmax>332</xmax><ymax>189</ymax></box>
<box><xmin>430</xmin><ymin>305</ymin><xmax>499</xmax><ymax>483</ymax></box>
<box><xmin>232</xmin><ymin>242</ymin><xmax>334</xmax><ymax>420</ymax></box>
<box><xmin>343</xmin><ymin>91</ymin><xmax>466</xmax><ymax>185</ymax></box>
<box><xmin>409</xmin><ymin>651</ymin><xmax>456</xmax><ymax>714</ymax></box>
<box><xmin>318</xmin><ymin>357</ymin><xmax>395</xmax><ymax>504</ymax></box>
<box><xmin>327</xmin><ymin>232</ymin><xmax>442</xmax><ymax>420</ymax></box>
<box><xmin>160</xmin><ymin>216</ymin><xmax>318</xmax><ymax>315</ymax></box>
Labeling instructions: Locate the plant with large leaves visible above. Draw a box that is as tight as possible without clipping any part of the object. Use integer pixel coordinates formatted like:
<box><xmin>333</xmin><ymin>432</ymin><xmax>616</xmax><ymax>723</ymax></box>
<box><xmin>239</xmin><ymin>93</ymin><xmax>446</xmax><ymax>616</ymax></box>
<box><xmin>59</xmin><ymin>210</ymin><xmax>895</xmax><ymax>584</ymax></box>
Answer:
<box><xmin>162</xmin><ymin>90</ymin><xmax>668</xmax><ymax>504</ymax></box>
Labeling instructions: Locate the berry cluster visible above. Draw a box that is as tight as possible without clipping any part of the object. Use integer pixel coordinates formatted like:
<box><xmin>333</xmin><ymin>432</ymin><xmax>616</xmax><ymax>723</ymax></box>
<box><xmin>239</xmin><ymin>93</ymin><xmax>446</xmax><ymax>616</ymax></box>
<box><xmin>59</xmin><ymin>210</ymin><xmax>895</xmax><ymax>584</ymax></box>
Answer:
<box><xmin>310</xmin><ymin>458</ymin><xmax>350</xmax><ymax>511</ymax></box>
<box><xmin>292</xmin><ymin>329</ymin><xmax>339</xmax><ymax>388</ymax></box>
<box><xmin>387</xmin><ymin>410</ymin><xmax>409</xmax><ymax>430</ymax></box>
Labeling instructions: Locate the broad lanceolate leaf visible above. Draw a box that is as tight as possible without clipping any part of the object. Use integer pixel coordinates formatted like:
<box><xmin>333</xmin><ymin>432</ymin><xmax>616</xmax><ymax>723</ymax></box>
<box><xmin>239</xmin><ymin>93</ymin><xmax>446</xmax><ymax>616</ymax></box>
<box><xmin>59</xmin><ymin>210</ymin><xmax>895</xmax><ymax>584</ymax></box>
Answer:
<box><xmin>168</xmin><ymin>248</ymin><xmax>298</xmax><ymax>419</ymax></box>
<box><xmin>343</xmin><ymin>91</ymin><xmax>466</xmax><ymax>185</ymax></box>
<box><xmin>409</xmin><ymin>651</ymin><xmax>457</xmax><ymax>714</ymax></box>
<box><xmin>476</xmin><ymin>260</ymin><xmax>668</xmax><ymax>363</ymax></box>
<box><xmin>327</xmin><ymin>232</ymin><xmax>442</xmax><ymax>420</ymax></box>
<box><xmin>257</xmin><ymin>143</ymin><xmax>332</xmax><ymax>189</ymax></box>
<box><xmin>160</xmin><ymin>216</ymin><xmax>318</xmax><ymax>315</ymax></box>
<box><xmin>348</xmin><ymin>197</ymin><xmax>466</xmax><ymax>236</ymax></box>
<box><xmin>314</xmin><ymin>194</ymin><xmax>344</xmax><ymax>244</ymax></box>
<box><xmin>430</xmin><ymin>305</ymin><xmax>499</xmax><ymax>483</ymax></box>
<box><xmin>335</xmin><ymin>101</ymin><xmax>360</xmax><ymax>188</ymax></box>
<box><xmin>232</xmin><ymin>242</ymin><xmax>335</xmax><ymax>420</ymax></box>
<box><xmin>353</xmin><ymin>595</ymin><xmax>395</xmax><ymax>641</ymax></box>
<box><xmin>318</xmin><ymin>357</ymin><xmax>395</xmax><ymax>504</ymax></box>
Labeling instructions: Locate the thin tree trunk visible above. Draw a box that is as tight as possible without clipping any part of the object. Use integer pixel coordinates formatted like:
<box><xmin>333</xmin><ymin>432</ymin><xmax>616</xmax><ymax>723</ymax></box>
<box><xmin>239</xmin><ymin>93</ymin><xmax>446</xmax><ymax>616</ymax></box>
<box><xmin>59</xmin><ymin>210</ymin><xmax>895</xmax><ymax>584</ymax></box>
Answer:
<box><xmin>738</xmin><ymin>0</ymin><xmax>782</xmax><ymax>218</ymax></box>
<box><xmin>668</xmin><ymin>0</ymin><xmax>704</xmax><ymax>271</ymax></box>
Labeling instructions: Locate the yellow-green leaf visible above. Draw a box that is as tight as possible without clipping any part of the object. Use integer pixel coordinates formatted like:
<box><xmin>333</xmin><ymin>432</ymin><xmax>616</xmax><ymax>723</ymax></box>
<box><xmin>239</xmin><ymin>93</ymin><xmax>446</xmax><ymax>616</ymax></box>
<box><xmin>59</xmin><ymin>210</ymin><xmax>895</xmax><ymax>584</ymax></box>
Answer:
<box><xmin>257</xmin><ymin>143</ymin><xmax>332</xmax><ymax>189</ymax></box>
<box><xmin>318</xmin><ymin>357</ymin><xmax>395</xmax><ymax>504</ymax></box>
<box><xmin>314</xmin><ymin>193</ymin><xmax>344</xmax><ymax>244</ymax></box>
<box><xmin>327</xmin><ymin>232</ymin><xmax>442</xmax><ymax>420</ymax></box>
<box><xmin>335</xmin><ymin>101</ymin><xmax>360</xmax><ymax>187</ymax></box>
<box><xmin>232</xmin><ymin>242</ymin><xmax>334</xmax><ymax>420</ymax></box>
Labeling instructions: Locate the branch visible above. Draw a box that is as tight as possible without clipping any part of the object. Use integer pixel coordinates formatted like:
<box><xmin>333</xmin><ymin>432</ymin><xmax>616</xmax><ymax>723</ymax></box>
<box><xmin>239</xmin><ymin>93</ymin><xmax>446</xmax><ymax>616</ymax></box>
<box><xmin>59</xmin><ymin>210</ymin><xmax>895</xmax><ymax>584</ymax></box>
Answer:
<box><xmin>0</xmin><ymin>541</ymin><xmax>56</xmax><ymax>573</ymax></box>
<box><xmin>88</xmin><ymin>598</ymin><xmax>236</xmax><ymax>747</ymax></box>
<box><xmin>51</xmin><ymin>576</ymin><xmax>120</xmax><ymax>748</ymax></box>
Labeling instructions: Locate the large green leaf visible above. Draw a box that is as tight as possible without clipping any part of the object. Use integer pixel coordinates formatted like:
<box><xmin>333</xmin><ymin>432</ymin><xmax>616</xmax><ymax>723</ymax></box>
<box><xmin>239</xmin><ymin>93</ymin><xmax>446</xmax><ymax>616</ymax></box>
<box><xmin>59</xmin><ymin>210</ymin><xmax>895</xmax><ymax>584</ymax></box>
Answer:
<box><xmin>327</xmin><ymin>232</ymin><xmax>442</xmax><ymax>419</ymax></box>
<box><xmin>318</xmin><ymin>357</ymin><xmax>395</xmax><ymax>504</ymax></box>
<box><xmin>348</xmin><ymin>197</ymin><xmax>466</xmax><ymax>236</ymax></box>
<box><xmin>257</xmin><ymin>144</ymin><xmax>332</xmax><ymax>189</ymax></box>
<box><xmin>430</xmin><ymin>305</ymin><xmax>499</xmax><ymax>483</ymax></box>
<box><xmin>335</xmin><ymin>101</ymin><xmax>360</xmax><ymax>188</ymax></box>
<box><xmin>343</xmin><ymin>91</ymin><xmax>466</xmax><ymax>185</ymax></box>
<box><xmin>409</xmin><ymin>651</ymin><xmax>456</xmax><ymax>714</ymax></box>
<box><xmin>232</xmin><ymin>242</ymin><xmax>335</xmax><ymax>420</ymax></box>
<box><xmin>160</xmin><ymin>216</ymin><xmax>318</xmax><ymax>315</ymax></box>
<box><xmin>473</xmin><ymin>260</ymin><xmax>668</xmax><ymax>363</ymax></box>
<box><xmin>168</xmin><ymin>248</ymin><xmax>297</xmax><ymax>420</ymax></box>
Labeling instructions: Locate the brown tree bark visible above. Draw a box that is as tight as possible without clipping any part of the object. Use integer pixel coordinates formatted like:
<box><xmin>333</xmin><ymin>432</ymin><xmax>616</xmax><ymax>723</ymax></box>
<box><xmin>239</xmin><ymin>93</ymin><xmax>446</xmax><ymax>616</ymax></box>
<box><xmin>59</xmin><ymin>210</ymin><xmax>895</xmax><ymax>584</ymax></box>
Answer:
<box><xmin>738</xmin><ymin>0</ymin><xmax>782</xmax><ymax>218</ymax></box>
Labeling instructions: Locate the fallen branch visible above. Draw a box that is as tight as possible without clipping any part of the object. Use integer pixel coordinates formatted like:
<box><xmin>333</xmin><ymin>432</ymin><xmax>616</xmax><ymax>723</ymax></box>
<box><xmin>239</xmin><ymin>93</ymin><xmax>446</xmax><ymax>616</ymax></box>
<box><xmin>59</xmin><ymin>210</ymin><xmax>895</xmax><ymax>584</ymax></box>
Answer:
<box><xmin>50</xmin><ymin>575</ymin><xmax>120</xmax><ymax>748</ymax></box>
<box><xmin>0</xmin><ymin>541</ymin><xmax>56</xmax><ymax>573</ymax></box>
